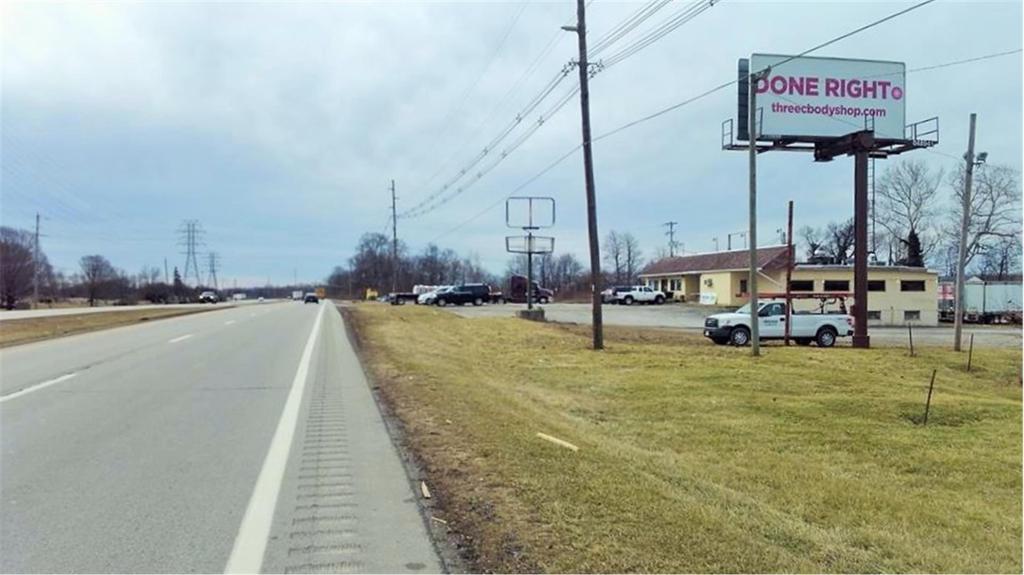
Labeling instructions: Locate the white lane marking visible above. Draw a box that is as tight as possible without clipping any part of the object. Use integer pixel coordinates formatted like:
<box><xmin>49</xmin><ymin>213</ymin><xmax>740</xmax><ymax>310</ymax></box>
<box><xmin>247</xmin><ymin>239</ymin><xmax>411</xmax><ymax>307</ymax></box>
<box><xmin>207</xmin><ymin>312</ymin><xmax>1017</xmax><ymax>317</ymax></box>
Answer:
<box><xmin>0</xmin><ymin>373</ymin><xmax>78</xmax><ymax>404</ymax></box>
<box><xmin>168</xmin><ymin>334</ymin><xmax>193</xmax><ymax>344</ymax></box>
<box><xmin>225</xmin><ymin>303</ymin><xmax>326</xmax><ymax>574</ymax></box>
<box><xmin>225</xmin><ymin>320</ymin><xmax>236</xmax><ymax>325</ymax></box>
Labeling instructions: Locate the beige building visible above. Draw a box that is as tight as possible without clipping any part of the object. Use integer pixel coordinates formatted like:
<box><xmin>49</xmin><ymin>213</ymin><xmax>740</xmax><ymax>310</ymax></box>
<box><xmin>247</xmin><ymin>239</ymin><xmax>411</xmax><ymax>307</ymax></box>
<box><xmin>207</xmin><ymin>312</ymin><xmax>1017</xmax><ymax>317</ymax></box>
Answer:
<box><xmin>639</xmin><ymin>246</ymin><xmax>939</xmax><ymax>326</ymax></box>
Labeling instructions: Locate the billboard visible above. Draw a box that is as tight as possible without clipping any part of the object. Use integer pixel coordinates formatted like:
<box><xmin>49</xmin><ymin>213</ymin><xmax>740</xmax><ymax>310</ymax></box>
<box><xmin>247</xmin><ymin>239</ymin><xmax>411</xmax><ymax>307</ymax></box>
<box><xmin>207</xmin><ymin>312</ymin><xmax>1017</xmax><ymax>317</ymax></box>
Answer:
<box><xmin>739</xmin><ymin>54</ymin><xmax>906</xmax><ymax>141</ymax></box>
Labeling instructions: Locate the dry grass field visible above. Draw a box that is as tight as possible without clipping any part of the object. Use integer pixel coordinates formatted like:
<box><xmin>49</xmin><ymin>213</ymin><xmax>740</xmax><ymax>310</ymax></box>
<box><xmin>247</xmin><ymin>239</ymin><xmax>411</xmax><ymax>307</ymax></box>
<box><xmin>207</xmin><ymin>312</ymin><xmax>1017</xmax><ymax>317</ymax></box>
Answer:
<box><xmin>348</xmin><ymin>303</ymin><xmax>1022</xmax><ymax>573</ymax></box>
<box><xmin>0</xmin><ymin>308</ymin><xmax>216</xmax><ymax>347</ymax></box>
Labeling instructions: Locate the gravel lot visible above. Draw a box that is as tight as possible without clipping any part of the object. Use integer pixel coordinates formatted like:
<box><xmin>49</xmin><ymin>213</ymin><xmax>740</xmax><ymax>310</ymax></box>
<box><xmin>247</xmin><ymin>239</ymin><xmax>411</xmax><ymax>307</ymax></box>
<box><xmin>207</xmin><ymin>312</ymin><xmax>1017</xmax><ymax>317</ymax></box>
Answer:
<box><xmin>441</xmin><ymin>301</ymin><xmax>1023</xmax><ymax>348</ymax></box>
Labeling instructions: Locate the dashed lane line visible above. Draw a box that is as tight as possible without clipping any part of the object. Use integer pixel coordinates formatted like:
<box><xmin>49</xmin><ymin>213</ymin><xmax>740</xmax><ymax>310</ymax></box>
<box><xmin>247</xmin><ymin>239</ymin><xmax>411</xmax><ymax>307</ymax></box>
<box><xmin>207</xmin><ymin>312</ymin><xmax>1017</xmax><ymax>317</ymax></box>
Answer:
<box><xmin>168</xmin><ymin>334</ymin><xmax>194</xmax><ymax>344</ymax></box>
<box><xmin>0</xmin><ymin>373</ymin><xmax>79</xmax><ymax>404</ymax></box>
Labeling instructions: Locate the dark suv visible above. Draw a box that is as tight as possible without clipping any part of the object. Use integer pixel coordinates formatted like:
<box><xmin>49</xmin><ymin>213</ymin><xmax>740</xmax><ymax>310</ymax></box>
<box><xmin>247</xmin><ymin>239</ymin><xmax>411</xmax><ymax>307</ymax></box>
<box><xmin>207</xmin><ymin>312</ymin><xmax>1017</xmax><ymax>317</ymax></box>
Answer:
<box><xmin>434</xmin><ymin>284</ymin><xmax>491</xmax><ymax>307</ymax></box>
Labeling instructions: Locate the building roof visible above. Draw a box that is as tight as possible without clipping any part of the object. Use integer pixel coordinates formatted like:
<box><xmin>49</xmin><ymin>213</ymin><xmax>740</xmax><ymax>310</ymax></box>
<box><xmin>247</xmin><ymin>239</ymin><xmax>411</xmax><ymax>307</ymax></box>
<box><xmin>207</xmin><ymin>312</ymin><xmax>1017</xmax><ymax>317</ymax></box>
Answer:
<box><xmin>640</xmin><ymin>245</ymin><xmax>791</xmax><ymax>277</ymax></box>
<box><xmin>795</xmin><ymin>264</ymin><xmax>937</xmax><ymax>275</ymax></box>
<box><xmin>967</xmin><ymin>274</ymin><xmax>1023</xmax><ymax>284</ymax></box>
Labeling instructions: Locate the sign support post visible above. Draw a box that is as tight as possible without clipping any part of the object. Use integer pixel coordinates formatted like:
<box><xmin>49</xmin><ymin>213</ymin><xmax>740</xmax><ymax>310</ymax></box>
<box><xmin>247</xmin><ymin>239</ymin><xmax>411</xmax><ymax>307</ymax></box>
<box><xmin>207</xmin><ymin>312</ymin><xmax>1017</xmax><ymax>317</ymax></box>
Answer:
<box><xmin>724</xmin><ymin>54</ymin><xmax>938</xmax><ymax>350</ymax></box>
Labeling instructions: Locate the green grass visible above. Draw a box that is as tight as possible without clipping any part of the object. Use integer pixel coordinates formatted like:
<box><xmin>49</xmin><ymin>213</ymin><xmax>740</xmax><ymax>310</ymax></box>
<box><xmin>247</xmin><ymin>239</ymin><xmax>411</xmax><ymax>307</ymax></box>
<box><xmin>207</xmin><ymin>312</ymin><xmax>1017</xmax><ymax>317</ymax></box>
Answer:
<box><xmin>348</xmin><ymin>304</ymin><xmax>1022</xmax><ymax>573</ymax></box>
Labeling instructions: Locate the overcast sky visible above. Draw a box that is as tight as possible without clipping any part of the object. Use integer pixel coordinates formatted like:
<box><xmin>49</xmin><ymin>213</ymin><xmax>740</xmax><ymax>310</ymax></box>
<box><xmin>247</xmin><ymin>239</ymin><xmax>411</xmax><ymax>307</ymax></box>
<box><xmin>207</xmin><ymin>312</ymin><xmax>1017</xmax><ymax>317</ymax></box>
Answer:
<box><xmin>3</xmin><ymin>0</ymin><xmax>1021</xmax><ymax>287</ymax></box>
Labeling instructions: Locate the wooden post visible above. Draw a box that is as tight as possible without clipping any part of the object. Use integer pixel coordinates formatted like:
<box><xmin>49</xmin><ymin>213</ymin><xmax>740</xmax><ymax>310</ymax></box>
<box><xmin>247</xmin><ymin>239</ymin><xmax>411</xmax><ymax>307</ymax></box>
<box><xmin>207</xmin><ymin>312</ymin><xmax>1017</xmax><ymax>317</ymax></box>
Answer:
<box><xmin>922</xmin><ymin>369</ymin><xmax>937</xmax><ymax>425</ymax></box>
<box><xmin>967</xmin><ymin>333</ymin><xmax>975</xmax><ymax>372</ymax></box>
<box><xmin>784</xmin><ymin>200</ymin><xmax>794</xmax><ymax>346</ymax></box>
<box><xmin>907</xmin><ymin>323</ymin><xmax>914</xmax><ymax>357</ymax></box>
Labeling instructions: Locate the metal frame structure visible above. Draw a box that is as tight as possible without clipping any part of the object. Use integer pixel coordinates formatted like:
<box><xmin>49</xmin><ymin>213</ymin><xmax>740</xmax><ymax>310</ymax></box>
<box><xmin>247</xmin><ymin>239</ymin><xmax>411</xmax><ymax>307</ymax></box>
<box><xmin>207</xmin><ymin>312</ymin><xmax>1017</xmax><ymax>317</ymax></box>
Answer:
<box><xmin>723</xmin><ymin>77</ymin><xmax>939</xmax><ymax>349</ymax></box>
<box><xmin>506</xmin><ymin>196</ymin><xmax>557</xmax><ymax>311</ymax></box>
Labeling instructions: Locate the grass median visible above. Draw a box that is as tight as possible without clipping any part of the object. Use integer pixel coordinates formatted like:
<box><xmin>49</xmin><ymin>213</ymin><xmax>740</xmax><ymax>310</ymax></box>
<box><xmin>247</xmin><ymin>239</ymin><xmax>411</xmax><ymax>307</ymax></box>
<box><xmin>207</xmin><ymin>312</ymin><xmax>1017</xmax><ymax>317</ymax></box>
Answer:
<box><xmin>0</xmin><ymin>307</ymin><xmax>220</xmax><ymax>347</ymax></box>
<box><xmin>348</xmin><ymin>303</ymin><xmax>1022</xmax><ymax>573</ymax></box>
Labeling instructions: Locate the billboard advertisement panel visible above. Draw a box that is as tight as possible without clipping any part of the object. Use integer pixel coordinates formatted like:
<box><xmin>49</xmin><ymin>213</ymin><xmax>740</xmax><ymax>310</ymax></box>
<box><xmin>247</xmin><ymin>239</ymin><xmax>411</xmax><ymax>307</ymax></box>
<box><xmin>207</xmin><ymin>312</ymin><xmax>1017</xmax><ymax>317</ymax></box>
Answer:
<box><xmin>745</xmin><ymin>54</ymin><xmax>906</xmax><ymax>141</ymax></box>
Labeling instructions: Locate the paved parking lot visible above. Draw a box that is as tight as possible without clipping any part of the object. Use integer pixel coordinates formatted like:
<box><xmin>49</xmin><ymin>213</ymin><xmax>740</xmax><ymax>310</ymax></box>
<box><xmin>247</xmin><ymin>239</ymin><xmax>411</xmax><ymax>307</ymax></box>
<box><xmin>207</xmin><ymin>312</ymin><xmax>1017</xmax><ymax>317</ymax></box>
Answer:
<box><xmin>443</xmin><ymin>301</ymin><xmax>1023</xmax><ymax>348</ymax></box>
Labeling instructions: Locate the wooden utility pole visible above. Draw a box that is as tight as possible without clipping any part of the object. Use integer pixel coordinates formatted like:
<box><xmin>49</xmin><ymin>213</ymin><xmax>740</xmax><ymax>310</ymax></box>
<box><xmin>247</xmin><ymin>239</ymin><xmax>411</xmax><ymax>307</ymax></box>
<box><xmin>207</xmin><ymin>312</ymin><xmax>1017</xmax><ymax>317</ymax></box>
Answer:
<box><xmin>391</xmin><ymin>179</ymin><xmax>398</xmax><ymax>295</ymax></box>
<box><xmin>567</xmin><ymin>0</ymin><xmax>603</xmax><ymax>350</ymax></box>
<box><xmin>954</xmin><ymin>113</ymin><xmax>977</xmax><ymax>352</ymax></box>
<box><xmin>32</xmin><ymin>212</ymin><xmax>40</xmax><ymax>309</ymax></box>
<box><xmin>784</xmin><ymin>200</ymin><xmax>794</xmax><ymax>346</ymax></box>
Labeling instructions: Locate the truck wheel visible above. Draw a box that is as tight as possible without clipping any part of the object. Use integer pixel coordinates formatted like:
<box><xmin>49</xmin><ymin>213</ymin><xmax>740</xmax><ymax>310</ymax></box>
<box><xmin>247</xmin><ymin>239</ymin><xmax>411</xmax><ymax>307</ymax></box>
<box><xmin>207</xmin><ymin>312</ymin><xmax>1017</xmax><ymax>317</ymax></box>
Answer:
<box><xmin>729</xmin><ymin>326</ymin><xmax>751</xmax><ymax>346</ymax></box>
<box><xmin>473</xmin><ymin>298</ymin><xmax>483</xmax><ymax>306</ymax></box>
<box><xmin>437</xmin><ymin>298</ymin><xmax>447</xmax><ymax>307</ymax></box>
<box><xmin>654</xmin><ymin>295</ymin><xmax>665</xmax><ymax>305</ymax></box>
<box><xmin>623</xmin><ymin>296</ymin><xmax>634</xmax><ymax>305</ymax></box>
<box><xmin>815</xmin><ymin>326</ymin><xmax>837</xmax><ymax>348</ymax></box>
<box><xmin>538</xmin><ymin>296</ymin><xmax>549</xmax><ymax>304</ymax></box>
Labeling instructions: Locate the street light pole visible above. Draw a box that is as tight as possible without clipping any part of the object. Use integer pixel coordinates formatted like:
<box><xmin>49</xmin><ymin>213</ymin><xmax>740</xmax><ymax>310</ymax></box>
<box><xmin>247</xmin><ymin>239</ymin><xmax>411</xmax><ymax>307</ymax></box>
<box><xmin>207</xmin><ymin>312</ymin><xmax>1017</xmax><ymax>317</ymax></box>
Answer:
<box><xmin>748</xmin><ymin>69</ymin><xmax>767</xmax><ymax>357</ymax></box>
<box><xmin>566</xmin><ymin>0</ymin><xmax>603</xmax><ymax>350</ymax></box>
<box><xmin>954</xmin><ymin>113</ymin><xmax>977</xmax><ymax>352</ymax></box>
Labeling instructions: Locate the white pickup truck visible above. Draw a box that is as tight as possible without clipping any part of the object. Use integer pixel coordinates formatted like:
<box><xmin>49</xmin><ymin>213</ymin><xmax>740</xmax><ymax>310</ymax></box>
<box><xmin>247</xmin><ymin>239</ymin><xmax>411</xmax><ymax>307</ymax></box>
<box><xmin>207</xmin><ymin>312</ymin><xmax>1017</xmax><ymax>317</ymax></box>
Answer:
<box><xmin>703</xmin><ymin>300</ymin><xmax>854</xmax><ymax>347</ymax></box>
<box><xmin>611</xmin><ymin>285</ymin><xmax>666</xmax><ymax>305</ymax></box>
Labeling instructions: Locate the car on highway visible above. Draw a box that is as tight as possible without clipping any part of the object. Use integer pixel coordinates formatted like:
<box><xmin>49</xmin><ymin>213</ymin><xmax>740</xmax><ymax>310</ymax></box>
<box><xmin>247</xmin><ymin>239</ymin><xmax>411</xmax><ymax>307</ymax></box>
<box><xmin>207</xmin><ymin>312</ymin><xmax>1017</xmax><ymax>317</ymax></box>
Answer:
<box><xmin>434</xmin><ymin>284</ymin><xmax>491</xmax><ymax>307</ymax></box>
<box><xmin>703</xmin><ymin>300</ymin><xmax>854</xmax><ymax>347</ymax></box>
<box><xmin>198</xmin><ymin>290</ymin><xmax>219</xmax><ymax>304</ymax></box>
<box><xmin>304</xmin><ymin>293</ymin><xmax>319</xmax><ymax>304</ymax></box>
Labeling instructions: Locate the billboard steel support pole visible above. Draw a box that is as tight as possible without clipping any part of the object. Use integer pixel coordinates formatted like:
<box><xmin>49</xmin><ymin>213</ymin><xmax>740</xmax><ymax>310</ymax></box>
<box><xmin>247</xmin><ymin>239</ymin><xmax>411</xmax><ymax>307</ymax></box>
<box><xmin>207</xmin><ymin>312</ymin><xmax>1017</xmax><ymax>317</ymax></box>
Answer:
<box><xmin>853</xmin><ymin>146</ymin><xmax>871</xmax><ymax>348</ymax></box>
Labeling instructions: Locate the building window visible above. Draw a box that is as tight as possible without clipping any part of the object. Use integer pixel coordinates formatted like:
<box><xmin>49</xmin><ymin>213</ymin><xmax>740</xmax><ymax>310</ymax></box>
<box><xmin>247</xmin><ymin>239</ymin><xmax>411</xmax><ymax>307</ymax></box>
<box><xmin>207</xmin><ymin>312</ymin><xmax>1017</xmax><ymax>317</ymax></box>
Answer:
<box><xmin>868</xmin><ymin>280</ymin><xmax>886</xmax><ymax>292</ymax></box>
<box><xmin>739</xmin><ymin>279</ymin><xmax>748</xmax><ymax>294</ymax></box>
<box><xmin>904</xmin><ymin>310</ymin><xmax>921</xmax><ymax>321</ymax></box>
<box><xmin>789</xmin><ymin>280</ymin><xmax>814</xmax><ymax>291</ymax></box>
<box><xmin>823</xmin><ymin>280</ymin><xmax>849</xmax><ymax>291</ymax></box>
<box><xmin>901</xmin><ymin>280</ymin><xmax>926</xmax><ymax>292</ymax></box>
<box><xmin>867</xmin><ymin>310</ymin><xmax>882</xmax><ymax>320</ymax></box>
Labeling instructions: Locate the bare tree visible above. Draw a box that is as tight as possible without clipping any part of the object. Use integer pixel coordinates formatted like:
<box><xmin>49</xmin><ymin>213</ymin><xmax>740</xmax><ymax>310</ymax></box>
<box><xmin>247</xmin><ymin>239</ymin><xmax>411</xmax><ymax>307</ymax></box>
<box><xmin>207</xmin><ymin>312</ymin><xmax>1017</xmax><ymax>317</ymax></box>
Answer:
<box><xmin>80</xmin><ymin>255</ymin><xmax>117</xmax><ymax>306</ymax></box>
<box><xmin>0</xmin><ymin>227</ymin><xmax>36</xmax><ymax>309</ymax></box>
<box><xmin>798</xmin><ymin>225</ymin><xmax>824</xmax><ymax>259</ymax></box>
<box><xmin>622</xmin><ymin>233</ymin><xmax>643</xmax><ymax>282</ymax></box>
<box><xmin>876</xmin><ymin>159</ymin><xmax>943</xmax><ymax>263</ymax></box>
<box><xmin>978</xmin><ymin>235</ymin><xmax>1021</xmax><ymax>279</ymax></box>
<box><xmin>947</xmin><ymin>163</ymin><xmax>1022</xmax><ymax>270</ymax></box>
<box><xmin>602</xmin><ymin>231</ymin><xmax>624</xmax><ymax>283</ymax></box>
<box><xmin>822</xmin><ymin>219</ymin><xmax>855</xmax><ymax>265</ymax></box>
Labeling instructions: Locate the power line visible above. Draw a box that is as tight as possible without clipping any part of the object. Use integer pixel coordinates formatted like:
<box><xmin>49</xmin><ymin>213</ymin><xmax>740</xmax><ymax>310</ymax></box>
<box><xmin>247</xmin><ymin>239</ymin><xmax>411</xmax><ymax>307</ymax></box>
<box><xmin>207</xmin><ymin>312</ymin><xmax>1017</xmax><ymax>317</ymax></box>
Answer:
<box><xmin>599</xmin><ymin>0</ymin><xmax>719</xmax><ymax>68</ymax></box>
<box><xmin>405</xmin><ymin>1</ymin><xmax>531</xmax><ymax>195</ymax></box>
<box><xmin>401</xmin><ymin>0</ymin><xmax>722</xmax><ymax>221</ymax></box>
<box><xmin>423</xmin><ymin>0</ymin><xmax>947</xmax><ymax>243</ymax></box>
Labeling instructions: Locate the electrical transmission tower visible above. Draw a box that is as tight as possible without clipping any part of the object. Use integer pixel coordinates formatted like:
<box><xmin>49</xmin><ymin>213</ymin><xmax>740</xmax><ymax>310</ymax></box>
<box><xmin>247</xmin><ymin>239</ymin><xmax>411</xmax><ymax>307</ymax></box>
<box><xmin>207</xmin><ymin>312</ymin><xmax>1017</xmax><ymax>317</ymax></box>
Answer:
<box><xmin>207</xmin><ymin>252</ymin><xmax>221</xmax><ymax>290</ymax></box>
<box><xmin>177</xmin><ymin>220</ymin><xmax>205</xmax><ymax>287</ymax></box>
<box><xmin>662</xmin><ymin>221</ymin><xmax>679</xmax><ymax>257</ymax></box>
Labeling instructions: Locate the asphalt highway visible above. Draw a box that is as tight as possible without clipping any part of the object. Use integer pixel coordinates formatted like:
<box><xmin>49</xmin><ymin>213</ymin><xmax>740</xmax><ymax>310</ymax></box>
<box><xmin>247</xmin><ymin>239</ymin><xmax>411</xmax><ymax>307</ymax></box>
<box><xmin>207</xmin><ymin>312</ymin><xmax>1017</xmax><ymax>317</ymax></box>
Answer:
<box><xmin>0</xmin><ymin>301</ymin><xmax>440</xmax><ymax>573</ymax></box>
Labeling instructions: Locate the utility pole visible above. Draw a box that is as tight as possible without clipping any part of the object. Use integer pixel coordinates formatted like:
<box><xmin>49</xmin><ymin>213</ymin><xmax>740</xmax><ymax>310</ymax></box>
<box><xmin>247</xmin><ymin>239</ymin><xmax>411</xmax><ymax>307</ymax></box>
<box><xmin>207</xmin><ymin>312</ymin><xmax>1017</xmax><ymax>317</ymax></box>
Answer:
<box><xmin>663</xmin><ymin>221</ymin><xmax>679</xmax><ymax>257</ymax></box>
<box><xmin>178</xmin><ymin>220</ymin><xmax>204</xmax><ymax>287</ymax></box>
<box><xmin>748</xmin><ymin>68</ymin><xmax>769</xmax><ymax>357</ymax></box>
<box><xmin>32</xmin><ymin>213</ymin><xmax>40</xmax><ymax>309</ymax></box>
<box><xmin>954</xmin><ymin>113</ymin><xmax>977</xmax><ymax>352</ymax></box>
<box><xmin>207</xmin><ymin>252</ymin><xmax>220</xmax><ymax>290</ymax></box>
<box><xmin>565</xmin><ymin>0</ymin><xmax>603</xmax><ymax>350</ymax></box>
<box><xmin>391</xmin><ymin>179</ymin><xmax>398</xmax><ymax>294</ymax></box>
